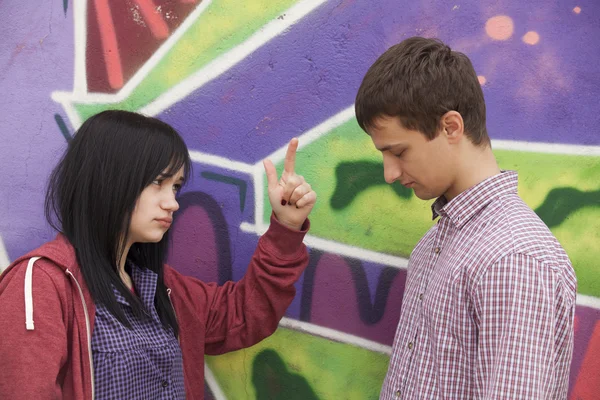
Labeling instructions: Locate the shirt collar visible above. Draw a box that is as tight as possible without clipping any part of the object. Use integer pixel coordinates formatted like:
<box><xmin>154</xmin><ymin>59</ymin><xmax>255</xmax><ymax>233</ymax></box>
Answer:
<box><xmin>431</xmin><ymin>170</ymin><xmax>518</xmax><ymax>229</ymax></box>
<box><xmin>113</xmin><ymin>262</ymin><xmax>158</xmax><ymax>311</ymax></box>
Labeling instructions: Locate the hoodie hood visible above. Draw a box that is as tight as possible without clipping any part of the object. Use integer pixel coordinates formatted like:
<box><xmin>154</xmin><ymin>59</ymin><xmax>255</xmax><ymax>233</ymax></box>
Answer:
<box><xmin>6</xmin><ymin>233</ymin><xmax>79</xmax><ymax>274</ymax></box>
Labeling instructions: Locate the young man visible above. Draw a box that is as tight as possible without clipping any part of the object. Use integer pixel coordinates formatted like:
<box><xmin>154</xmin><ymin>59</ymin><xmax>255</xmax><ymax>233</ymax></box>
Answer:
<box><xmin>355</xmin><ymin>37</ymin><xmax>577</xmax><ymax>399</ymax></box>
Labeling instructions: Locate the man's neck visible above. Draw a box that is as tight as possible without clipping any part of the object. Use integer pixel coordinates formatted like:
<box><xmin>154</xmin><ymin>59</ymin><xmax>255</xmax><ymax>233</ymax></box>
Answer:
<box><xmin>444</xmin><ymin>147</ymin><xmax>501</xmax><ymax>201</ymax></box>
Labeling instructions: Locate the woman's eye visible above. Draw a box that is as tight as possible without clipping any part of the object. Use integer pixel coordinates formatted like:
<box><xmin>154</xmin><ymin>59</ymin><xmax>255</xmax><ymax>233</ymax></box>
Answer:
<box><xmin>152</xmin><ymin>179</ymin><xmax>162</xmax><ymax>186</ymax></box>
<box><xmin>173</xmin><ymin>184</ymin><xmax>182</xmax><ymax>193</ymax></box>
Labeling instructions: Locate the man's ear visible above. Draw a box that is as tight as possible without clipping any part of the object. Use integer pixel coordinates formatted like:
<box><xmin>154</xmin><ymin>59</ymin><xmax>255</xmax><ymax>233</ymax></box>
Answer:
<box><xmin>440</xmin><ymin>111</ymin><xmax>464</xmax><ymax>144</ymax></box>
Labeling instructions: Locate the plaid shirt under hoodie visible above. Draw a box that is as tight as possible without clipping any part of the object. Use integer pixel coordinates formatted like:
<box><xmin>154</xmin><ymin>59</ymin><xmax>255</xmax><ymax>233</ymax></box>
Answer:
<box><xmin>380</xmin><ymin>171</ymin><xmax>577</xmax><ymax>399</ymax></box>
<box><xmin>92</xmin><ymin>263</ymin><xmax>185</xmax><ymax>399</ymax></box>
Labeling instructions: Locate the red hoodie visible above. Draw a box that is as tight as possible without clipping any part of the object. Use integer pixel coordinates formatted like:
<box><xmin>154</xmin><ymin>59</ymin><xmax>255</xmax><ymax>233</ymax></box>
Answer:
<box><xmin>0</xmin><ymin>216</ymin><xmax>309</xmax><ymax>399</ymax></box>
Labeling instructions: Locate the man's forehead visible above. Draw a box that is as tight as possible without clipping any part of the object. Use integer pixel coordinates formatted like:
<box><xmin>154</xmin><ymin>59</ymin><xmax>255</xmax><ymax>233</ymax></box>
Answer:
<box><xmin>371</xmin><ymin>114</ymin><xmax>400</xmax><ymax>129</ymax></box>
<box><xmin>369</xmin><ymin>126</ymin><xmax>407</xmax><ymax>150</ymax></box>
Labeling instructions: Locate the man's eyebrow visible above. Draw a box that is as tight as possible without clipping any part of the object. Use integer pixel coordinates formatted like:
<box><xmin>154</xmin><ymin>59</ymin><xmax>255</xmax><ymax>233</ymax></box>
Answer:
<box><xmin>376</xmin><ymin>144</ymin><xmax>404</xmax><ymax>152</ymax></box>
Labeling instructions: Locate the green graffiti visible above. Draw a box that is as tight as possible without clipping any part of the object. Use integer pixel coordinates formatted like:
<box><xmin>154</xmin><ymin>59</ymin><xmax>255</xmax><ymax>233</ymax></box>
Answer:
<box><xmin>331</xmin><ymin>160</ymin><xmax>412</xmax><ymax>210</ymax></box>
<box><xmin>535</xmin><ymin>187</ymin><xmax>600</xmax><ymax>228</ymax></box>
<box><xmin>267</xmin><ymin>119</ymin><xmax>600</xmax><ymax>297</ymax></box>
<box><xmin>252</xmin><ymin>349</ymin><xmax>319</xmax><ymax>400</ymax></box>
<box><xmin>206</xmin><ymin>327</ymin><xmax>389</xmax><ymax>399</ymax></box>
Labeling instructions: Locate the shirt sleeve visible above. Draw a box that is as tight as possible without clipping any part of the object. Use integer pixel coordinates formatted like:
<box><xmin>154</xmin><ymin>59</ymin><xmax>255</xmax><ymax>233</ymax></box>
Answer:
<box><xmin>472</xmin><ymin>253</ymin><xmax>576</xmax><ymax>399</ymax></box>
<box><xmin>170</xmin><ymin>213</ymin><xmax>310</xmax><ymax>355</ymax></box>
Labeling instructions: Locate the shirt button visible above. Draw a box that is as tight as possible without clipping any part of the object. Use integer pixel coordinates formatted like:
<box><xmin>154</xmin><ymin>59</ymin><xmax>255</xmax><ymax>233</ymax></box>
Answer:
<box><xmin>434</xmin><ymin>247</ymin><xmax>441</xmax><ymax>254</ymax></box>
<box><xmin>408</xmin><ymin>342</ymin><xmax>413</xmax><ymax>350</ymax></box>
<box><xmin>419</xmin><ymin>293</ymin><xmax>423</xmax><ymax>300</ymax></box>
<box><xmin>395</xmin><ymin>389</ymin><xmax>401</xmax><ymax>397</ymax></box>
<box><xmin>161</xmin><ymin>380</ymin><xmax>169</xmax><ymax>388</ymax></box>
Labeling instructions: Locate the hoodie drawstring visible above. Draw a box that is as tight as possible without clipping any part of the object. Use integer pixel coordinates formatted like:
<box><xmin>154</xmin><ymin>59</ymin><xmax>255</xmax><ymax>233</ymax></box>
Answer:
<box><xmin>24</xmin><ymin>257</ymin><xmax>41</xmax><ymax>330</ymax></box>
<box><xmin>65</xmin><ymin>268</ymin><xmax>95</xmax><ymax>399</ymax></box>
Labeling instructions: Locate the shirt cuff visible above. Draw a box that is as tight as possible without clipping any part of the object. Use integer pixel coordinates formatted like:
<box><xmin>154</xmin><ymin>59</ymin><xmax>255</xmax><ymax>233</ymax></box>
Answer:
<box><xmin>259</xmin><ymin>213</ymin><xmax>310</xmax><ymax>260</ymax></box>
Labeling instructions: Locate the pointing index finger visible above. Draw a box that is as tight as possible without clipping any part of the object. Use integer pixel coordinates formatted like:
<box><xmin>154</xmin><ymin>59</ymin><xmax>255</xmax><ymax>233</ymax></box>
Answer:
<box><xmin>284</xmin><ymin>138</ymin><xmax>299</xmax><ymax>175</ymax></box>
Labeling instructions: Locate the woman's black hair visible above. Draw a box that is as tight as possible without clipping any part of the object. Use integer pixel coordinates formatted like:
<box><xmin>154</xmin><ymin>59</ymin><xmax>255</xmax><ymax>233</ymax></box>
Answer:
<box><xmin>45</xmin><ymin>109</ymin><xmax>192</xmax><ymax>335</ymax></box>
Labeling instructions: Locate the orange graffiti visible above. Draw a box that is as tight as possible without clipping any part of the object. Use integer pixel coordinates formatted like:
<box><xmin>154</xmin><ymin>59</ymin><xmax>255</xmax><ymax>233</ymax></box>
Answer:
<box><xmin>485</xmin><ymin>15</ymin><xmax>514</xmax><ymax>41</ymax></box>
<box><xmin>94</xmin><ymin>0</ymin><xmax>124</xmax><ymax>89</ymax></box>
<box><xmin>522</xmin><ymin>31</ymin><xmax>540</xmax><ymax>45</ymax></box>
<box><xmin>135</xmin><ymin>0</ymin><xmax>170</xmax><ymax>40</ymax></box>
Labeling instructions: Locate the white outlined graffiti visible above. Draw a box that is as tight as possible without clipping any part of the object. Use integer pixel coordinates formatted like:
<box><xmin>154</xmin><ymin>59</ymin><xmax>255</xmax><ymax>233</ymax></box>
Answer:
<box><xmin>27</xmin><ymin>0</ymin><xmax>600</xmax><ymax>397</ymax></box>
<box><xmin>52</xmin><ymin>0</ymin><xmax>328</xmax><ymax>129</ymax></box>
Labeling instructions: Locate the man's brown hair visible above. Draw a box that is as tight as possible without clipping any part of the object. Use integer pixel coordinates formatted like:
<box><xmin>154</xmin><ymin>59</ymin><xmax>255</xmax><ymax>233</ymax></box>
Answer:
<box><xmin>355</xmin><ymin>37</ymin><xmax>490</xmax><ymax>146</ymax></box>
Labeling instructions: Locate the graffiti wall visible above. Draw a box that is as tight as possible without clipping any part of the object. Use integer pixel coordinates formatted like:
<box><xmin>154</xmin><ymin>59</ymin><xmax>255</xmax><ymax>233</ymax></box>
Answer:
<box><xmin>1</xmin><ymin>0</ymin><xmax>599</xmax><ymax>398</ymax></box>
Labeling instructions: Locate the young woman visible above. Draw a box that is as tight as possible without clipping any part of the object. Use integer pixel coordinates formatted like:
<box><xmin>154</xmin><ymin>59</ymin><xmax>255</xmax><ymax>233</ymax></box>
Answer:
<box><xmin>0</xmin><ymin>110</ymin><xmax>317</xmax><ymax>399</ymax></box>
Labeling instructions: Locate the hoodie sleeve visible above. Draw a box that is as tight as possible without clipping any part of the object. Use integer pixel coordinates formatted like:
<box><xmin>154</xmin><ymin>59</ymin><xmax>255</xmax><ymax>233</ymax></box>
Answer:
<box><xmin>168</xmin><ymin>214</ymin><xmax>309</xmax><ymax>355</ymax></box>
<box><xmin>0</xmin><ymin>260</ymin><xmax>68</xmax><ymax>399</ymax></box>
